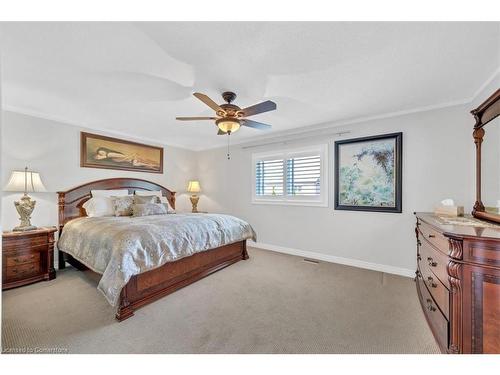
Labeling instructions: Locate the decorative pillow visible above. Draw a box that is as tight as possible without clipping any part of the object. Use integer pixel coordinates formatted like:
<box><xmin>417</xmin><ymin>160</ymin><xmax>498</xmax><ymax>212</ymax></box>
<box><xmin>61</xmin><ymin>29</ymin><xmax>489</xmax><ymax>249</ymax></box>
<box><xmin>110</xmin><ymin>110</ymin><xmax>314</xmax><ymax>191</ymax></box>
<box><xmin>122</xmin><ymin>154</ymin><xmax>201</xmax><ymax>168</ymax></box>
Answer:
<box><xmin>135</xmin><ymin>190</ymin><xmax>175</xmax><ymax>213</ymax></box>
<box><xmin>83</xmin><ymin>197</ymin><xmax>115</xmax><ymax>217</ymax></box>
<box><xmin>111</xmin><ymin>196</ymin><xmax>135</xmax><ymax>216</ymax></box>
<box><xmin>133</xmin><ymin>195</ymin><xmax>160</xmax><ymax>204</ymax></box>
<box><xmin>132</xmin><ymin>203</ymin><xmax>168</xmax><ymax>217</ymax></box>
<box><xmin>159</xmin><ymin>196</ymin><xmax>176</xmax><ymax>214</ymax></box>
<box><xmin>91</xmin><ymin>189</ymin><xmax>129</xmax><ymax>198</ymax></box>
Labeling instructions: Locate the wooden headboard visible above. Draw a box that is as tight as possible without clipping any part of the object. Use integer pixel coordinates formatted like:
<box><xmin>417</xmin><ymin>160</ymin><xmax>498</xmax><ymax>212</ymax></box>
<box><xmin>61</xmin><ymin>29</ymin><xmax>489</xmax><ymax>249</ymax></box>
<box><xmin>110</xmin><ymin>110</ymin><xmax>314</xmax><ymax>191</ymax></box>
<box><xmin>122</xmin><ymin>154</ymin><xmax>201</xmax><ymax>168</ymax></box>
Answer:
<box><xmin>57</xmin><ymin>178</ymin><xmax>176</xmax><ymax>233</ymax></box>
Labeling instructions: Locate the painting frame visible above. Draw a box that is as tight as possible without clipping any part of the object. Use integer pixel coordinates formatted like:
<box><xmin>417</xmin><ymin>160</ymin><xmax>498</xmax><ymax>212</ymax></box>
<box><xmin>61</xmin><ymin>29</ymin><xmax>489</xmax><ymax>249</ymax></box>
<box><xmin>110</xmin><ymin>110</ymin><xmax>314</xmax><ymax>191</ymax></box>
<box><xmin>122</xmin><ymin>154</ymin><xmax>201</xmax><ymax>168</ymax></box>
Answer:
<box><xmin>334</xmin><ymin>132</ymin><xmax>402</xmax><ymax>213</ymax></box>
<box><xmin>80</xmin><ymin>132</ymin><xmax>164</xmax><ymax>174</ymax></box>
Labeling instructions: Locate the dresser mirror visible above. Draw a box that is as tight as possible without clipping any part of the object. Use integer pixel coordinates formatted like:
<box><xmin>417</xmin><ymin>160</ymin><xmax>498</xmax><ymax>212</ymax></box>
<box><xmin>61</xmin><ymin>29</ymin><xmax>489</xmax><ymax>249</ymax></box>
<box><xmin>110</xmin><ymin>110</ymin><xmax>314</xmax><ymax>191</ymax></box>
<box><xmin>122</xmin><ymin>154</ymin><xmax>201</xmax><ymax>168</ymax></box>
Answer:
<box><xmin>472</xmin><ymin>89</ymin><xmax>500</xmax><ymax>224</ymax></box>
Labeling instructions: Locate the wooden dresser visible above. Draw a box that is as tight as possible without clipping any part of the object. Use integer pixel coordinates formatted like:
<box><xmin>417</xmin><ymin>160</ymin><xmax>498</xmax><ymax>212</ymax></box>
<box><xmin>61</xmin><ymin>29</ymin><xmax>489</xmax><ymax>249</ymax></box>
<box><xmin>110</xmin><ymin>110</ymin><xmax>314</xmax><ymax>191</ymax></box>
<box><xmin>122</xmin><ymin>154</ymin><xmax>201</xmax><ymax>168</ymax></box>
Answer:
<box><xmin>415</xmin><ymin>213</ymin><xmax>500</xmax><ymax>354</ymax></box>
<box><xmin>2</xmin><ymin>227</ymin><xmax>57</xmax><ymax>290</ymax></box>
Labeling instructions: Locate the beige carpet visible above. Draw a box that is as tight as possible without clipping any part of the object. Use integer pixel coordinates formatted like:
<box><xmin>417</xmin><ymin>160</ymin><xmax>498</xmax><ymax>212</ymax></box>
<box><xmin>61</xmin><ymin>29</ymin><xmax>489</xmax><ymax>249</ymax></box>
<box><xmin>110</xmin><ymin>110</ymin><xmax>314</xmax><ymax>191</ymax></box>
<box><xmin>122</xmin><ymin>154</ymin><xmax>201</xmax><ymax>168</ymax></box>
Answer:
<box><xmin>1</xmin><ymin>248</ymin><xmax>439</xmax><ymax>354</ymax></box>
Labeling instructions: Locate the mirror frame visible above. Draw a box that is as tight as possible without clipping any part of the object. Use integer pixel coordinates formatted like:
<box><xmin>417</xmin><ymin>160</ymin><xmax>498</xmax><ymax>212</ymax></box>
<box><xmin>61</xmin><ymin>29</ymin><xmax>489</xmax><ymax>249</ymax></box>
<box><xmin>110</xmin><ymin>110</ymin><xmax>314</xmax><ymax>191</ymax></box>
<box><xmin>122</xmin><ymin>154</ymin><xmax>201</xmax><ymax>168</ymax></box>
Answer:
<box><xmin>471</xmin><ymin>88</ymin><xmax>500</xmax><ymax>224</ymax></box>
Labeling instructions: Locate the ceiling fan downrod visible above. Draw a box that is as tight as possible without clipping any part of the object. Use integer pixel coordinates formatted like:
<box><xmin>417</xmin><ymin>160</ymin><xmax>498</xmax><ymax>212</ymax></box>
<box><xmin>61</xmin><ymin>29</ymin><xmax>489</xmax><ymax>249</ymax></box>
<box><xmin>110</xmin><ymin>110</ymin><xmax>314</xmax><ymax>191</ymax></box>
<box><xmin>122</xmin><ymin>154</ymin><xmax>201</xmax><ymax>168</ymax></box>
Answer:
<box><xmin>222</xmin><ymin>91</ymin><xmax>237</xmax><ymax>104</ymax></box>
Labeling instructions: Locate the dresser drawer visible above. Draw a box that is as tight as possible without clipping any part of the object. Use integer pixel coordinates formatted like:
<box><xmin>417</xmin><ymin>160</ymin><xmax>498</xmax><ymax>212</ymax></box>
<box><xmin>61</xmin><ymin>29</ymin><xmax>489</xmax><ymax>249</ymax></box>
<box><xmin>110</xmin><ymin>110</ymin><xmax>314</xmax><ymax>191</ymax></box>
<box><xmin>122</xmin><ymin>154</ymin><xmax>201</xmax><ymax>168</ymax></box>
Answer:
<box><xmin>416</xmin><ymin>271</ymin><xmax>449</xmax><ymax>351</ymax></box>
<box><xmin>419</xmin><ymin>238</ymin><xmax>450</xmax><ymax>288</ymax></box>
<box><xmin>418</xmin><ymin>254</ymin><xmax>449</xmax><ymax>319</ymax></box>
<box><xmin>6</xmin><ymin>262</ymin><xmax>41</xmax><ymax>280</ymax></box>
<box><xmin>418</xmin><ymin>221</ymin><xmax>449</xmax><ymax>255</ymax></box>
<box><xmin>6</xmin><ymin>252</ymin><xmax>40</xmax><ymax>267</ymax></box>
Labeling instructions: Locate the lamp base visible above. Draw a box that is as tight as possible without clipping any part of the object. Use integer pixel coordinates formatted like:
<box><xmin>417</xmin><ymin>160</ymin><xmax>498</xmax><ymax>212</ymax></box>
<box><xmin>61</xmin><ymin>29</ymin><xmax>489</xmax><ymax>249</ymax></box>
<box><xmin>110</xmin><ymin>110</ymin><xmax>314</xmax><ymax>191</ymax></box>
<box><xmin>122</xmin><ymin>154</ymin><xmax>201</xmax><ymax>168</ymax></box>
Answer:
<box><xmin>13</xmin><ymin>225</ymin><xmax>37</xmax><ymax>232</ymax></box>
<box><xmin>13</xmin><ymin>194</ymin><xmax>37</xmax><ymax>232</ymax></box>
<box><xmin>190</xmin><ymin>195</ymin><xmax>200</xmax><ymax>213</ymax></box>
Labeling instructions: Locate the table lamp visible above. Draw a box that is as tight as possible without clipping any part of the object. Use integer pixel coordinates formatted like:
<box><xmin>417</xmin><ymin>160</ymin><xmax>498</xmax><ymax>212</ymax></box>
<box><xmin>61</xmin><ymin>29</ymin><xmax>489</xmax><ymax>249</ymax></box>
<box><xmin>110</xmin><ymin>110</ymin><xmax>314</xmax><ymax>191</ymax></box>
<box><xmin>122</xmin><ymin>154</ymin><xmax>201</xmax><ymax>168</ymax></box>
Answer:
<box><xmin>187</xmin><ymin>180</ymin><xmax>201</xmax><ymax>213</ymax></box>
<box><xmin>4</xmin><ymin>167</ymin><xmax>47</xmax><ymax>231</ymax></box>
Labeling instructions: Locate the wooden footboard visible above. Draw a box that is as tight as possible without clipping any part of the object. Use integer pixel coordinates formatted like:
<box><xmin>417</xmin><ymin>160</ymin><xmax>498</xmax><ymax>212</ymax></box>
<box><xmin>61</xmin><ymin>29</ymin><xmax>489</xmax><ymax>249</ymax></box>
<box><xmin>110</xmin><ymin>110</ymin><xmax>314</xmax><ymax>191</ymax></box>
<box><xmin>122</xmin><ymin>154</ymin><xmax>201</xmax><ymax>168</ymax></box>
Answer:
<box><xmin>116</xmin><ymin>240</ymin><xmax>248</xmax><ymax>321</ymax></box>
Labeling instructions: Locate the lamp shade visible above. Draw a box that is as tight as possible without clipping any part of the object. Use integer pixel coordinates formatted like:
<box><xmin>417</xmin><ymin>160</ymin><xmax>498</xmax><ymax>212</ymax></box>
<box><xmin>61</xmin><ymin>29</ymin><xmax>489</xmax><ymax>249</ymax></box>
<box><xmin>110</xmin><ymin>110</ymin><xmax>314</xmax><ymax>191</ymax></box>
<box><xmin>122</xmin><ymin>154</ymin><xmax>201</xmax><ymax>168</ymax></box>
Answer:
<box><xmin>187</xmin><ymin>180</ymin><xmax>201</xmax><ymax>193</ymax></box>
<box><xmin>4</xmin><ymin>170</ymin><xmax>47</xmax><ymax>193</ymax></box>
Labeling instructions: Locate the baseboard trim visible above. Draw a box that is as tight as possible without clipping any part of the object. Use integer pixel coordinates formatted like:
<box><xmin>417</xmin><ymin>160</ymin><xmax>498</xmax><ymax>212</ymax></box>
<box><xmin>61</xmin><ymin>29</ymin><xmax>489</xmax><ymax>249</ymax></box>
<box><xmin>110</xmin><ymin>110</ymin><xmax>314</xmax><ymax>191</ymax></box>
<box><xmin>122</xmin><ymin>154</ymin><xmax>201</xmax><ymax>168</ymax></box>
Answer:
<box><xmin>248</xmin><ymin>241</ymin><xmax>415</xmax><ymax>278</ymax></box>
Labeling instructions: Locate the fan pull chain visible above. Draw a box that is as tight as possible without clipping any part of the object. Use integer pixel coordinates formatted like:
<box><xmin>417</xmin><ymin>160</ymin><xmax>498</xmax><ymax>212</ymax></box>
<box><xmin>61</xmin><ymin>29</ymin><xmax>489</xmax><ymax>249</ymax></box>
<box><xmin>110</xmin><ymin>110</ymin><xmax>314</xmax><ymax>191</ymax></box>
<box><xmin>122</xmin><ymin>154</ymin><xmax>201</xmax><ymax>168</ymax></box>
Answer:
<box><xmin>227</xmin><ymin>132</ymin><xmax>231</xmax><ymax>160</ymax></box>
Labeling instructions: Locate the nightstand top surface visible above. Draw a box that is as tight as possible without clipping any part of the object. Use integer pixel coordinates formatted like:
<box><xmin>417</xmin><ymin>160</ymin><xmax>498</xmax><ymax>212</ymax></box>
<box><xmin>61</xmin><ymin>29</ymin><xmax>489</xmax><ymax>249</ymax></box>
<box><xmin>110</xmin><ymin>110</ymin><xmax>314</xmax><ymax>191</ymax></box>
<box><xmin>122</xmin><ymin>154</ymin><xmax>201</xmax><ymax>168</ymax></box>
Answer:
<box><xmin>2</xmin><ymin>226</ymin><xmax>57</xmax><ymax>238</ymax></box>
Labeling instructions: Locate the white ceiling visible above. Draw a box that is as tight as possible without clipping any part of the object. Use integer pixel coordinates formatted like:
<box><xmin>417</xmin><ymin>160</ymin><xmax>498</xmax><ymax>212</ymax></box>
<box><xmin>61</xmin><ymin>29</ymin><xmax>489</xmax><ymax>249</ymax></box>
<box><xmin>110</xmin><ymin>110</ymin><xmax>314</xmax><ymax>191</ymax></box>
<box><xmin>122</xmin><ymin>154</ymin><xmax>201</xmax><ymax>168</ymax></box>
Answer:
<box><xmin>0</xmin><ymin>22</ymin><xmax>499</xmax><ymax>150</ymax></box>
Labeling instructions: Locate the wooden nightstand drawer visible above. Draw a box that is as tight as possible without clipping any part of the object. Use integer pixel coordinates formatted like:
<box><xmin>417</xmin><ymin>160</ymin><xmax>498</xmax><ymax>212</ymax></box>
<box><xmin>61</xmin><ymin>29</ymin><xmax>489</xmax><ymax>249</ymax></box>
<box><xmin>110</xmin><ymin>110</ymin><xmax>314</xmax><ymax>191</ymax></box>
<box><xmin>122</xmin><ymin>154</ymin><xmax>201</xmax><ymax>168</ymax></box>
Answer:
<box><xmin>3</xmin><ymin>234</ymin><xmax>48</xmax><ymax>251</ymax></box>
<box><xmin>6</xmin><ymin>263</ymin><xmax>40</xmax><ymax>280</ymax></box>
<box><xmin>6</xmin><ymin>252</ymin><xmax>40</xmax><ymax>267</ymax></box>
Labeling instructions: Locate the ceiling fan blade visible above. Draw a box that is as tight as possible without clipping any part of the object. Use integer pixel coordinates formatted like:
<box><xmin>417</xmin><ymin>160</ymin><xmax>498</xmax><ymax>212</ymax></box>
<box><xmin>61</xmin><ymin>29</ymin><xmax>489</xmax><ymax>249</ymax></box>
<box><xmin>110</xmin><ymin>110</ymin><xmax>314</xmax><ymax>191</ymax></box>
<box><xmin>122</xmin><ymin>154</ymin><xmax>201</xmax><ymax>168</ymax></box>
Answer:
<box><xmin>217</xmin><ymin>129</ymin><xmax>227</xmax><ymax>135</ymax></box>
<box><xmin>241</xmin><ymin>119</ymin><xmax>272</xmax><ymax>130</ymax></box>
<box><xmin>176</xmin><ymin>117</ymin><xmax>217</xmax><ymax>121</ymax></box>
<box><xmin>241</xmin><ymin>100</ymin><xmax>276</xmax><ymax>117</ymax></box>
<box><xmin>193</xmin><ymin>92</ymin><xmax>224</xmax><ymax>113</ymax></box>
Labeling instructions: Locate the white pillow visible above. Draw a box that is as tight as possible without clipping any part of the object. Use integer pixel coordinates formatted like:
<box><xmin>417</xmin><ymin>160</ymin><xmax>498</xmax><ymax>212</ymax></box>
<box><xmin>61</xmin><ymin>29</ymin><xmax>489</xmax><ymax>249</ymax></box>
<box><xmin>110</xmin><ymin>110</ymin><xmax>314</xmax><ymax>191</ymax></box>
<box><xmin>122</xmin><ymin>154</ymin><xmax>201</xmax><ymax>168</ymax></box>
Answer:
<box><xmin>83</xmin><ymin>197</ymin><xmax>115</xmax><ymax>217</ymax></box>
<box><xmin>135</xmin><ymin>190</ymin><xmax>162</xmax><ymax>197</ymax></box>
<box><xmin>91</xmin><ymin>189</ymin><xmax>129</xmax><ymax>198</ymax></box>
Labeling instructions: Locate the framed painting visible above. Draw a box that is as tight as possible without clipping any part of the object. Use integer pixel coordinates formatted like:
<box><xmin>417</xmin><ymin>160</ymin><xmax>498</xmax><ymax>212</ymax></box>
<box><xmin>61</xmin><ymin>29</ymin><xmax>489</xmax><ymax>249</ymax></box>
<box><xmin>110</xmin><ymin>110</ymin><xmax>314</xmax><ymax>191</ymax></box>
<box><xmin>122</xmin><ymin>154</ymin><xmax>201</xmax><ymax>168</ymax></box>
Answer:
<box><xmin>334</xmin><ymin>132</ymin><xmax>402</xmax><ymax>213</ymax></box>
<box><xmin>80</xmin><ymin>132</ymin><xmax>163</xmax><ymax>173</ymax></box>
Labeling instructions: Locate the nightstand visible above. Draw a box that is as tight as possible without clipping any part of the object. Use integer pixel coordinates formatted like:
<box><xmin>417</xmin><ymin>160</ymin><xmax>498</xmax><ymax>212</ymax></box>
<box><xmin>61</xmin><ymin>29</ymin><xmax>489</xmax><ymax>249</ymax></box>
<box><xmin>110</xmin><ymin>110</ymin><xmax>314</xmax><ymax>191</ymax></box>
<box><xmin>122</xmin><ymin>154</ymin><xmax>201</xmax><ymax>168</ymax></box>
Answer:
<box><xmin>2</xmin><ymin>227</ymin><xmax>57</xmax><ymax>290</ymax></box>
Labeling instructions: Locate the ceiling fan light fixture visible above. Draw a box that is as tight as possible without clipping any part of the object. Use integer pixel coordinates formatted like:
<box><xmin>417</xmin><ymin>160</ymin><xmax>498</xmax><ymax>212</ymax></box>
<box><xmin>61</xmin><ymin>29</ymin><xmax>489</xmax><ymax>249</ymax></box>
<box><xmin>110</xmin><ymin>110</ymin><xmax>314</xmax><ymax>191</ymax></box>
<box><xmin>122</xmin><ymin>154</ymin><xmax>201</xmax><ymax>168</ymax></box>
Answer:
<box><xmin>216</xmin><ymin>118</ymin><xmax>240</xmax><ymax>133</ymax></box>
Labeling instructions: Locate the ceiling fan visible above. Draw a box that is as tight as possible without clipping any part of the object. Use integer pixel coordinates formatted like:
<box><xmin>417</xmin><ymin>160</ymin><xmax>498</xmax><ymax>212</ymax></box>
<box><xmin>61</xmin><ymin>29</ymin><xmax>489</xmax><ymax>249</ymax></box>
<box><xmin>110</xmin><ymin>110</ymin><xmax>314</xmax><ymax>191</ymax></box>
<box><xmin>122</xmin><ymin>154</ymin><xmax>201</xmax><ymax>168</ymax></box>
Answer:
<box><xmin>176</xmin><ymin>91</ymin><xmax>276</xmax><ymax>135</ymax></box>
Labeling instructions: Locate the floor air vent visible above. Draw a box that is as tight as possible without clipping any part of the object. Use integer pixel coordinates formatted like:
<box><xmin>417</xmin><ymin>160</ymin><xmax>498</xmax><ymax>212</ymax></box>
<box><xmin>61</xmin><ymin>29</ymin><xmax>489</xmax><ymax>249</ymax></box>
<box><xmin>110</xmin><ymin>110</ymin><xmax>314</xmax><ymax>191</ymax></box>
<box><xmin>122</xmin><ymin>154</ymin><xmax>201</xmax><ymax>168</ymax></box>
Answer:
<box><xmin>303</xmin><ymin>258</ymin><xmax>319</xmax><ymax>264</ymax></box>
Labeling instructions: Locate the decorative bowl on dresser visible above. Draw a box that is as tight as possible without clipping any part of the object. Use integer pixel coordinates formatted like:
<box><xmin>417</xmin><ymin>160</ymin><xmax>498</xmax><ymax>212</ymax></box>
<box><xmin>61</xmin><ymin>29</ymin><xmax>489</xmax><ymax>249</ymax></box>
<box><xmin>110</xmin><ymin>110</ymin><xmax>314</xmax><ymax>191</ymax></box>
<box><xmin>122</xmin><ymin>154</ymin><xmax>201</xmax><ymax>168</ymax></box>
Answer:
<box><xmin>2</xmin><ymin>227</ymin><xmax>57</xmax><ymax>290</ymax></box>
<box><xmin>414</xmin><ymin>213</ymin><xmax>500</xmax><ymax>354</ymax></box>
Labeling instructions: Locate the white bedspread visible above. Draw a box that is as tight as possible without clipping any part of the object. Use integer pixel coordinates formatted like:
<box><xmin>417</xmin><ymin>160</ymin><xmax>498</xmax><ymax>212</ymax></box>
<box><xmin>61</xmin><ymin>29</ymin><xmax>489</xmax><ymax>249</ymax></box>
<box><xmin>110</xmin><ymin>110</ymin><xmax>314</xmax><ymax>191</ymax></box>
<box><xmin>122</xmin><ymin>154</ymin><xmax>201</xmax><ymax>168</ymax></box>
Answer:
<box><xmin>57</xmin><ymin>213</ymin><xmax>256</xmax><ymax>306</ymax></box>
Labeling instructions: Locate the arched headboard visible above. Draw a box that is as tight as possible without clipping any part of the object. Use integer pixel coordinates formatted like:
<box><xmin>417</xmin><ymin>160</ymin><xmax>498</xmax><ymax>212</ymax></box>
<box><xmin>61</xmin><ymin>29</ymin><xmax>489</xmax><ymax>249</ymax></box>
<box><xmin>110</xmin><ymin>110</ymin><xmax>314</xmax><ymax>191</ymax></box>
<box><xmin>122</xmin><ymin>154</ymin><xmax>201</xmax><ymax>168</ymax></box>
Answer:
<box><xmin>57</xmin><ymin>178</ymin><xmax>176</xmax><ymax>232</ymax></box>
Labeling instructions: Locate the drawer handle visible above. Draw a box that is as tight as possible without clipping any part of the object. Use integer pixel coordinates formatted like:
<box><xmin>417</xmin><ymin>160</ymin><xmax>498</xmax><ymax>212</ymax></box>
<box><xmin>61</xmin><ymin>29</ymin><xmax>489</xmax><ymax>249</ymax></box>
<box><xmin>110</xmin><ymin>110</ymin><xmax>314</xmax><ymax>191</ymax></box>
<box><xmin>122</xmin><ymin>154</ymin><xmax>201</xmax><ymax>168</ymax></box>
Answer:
<box><xmin>427</xmin><ymin>276</ymin><xmax>437</xmax><ymax>288</ymax></box>
<box><xmin>428</xmin><ymin>234</ymin><xmax>435</xmax><ymax>238</ymax></box>
<box><xmin>14</xmin><ymin>255</ymin><xmax>35</xmax><ymax>263</ymax></box>
<box><xmin>417</xmin><ymin>240</ymin><xmax>422</xmax><ymax>247</ymax></box>
<box><xmin>417</xmin><ymin>255</ymin><xmax>422</xmax><ymax>261</ymax></box>
<box><xmin>427</xmin><ymin>257</ymin><xmax>437</xmax><ymax>267</ymax></box>
<box><xmin>11</xmin><ymin>265</ymin><xmax>35</xmax><ymax>274</ymax></box>
<box><xmin>426</xmin><ymin>299</ymin><xmax>436</xmax><ymax>312</ymax></box>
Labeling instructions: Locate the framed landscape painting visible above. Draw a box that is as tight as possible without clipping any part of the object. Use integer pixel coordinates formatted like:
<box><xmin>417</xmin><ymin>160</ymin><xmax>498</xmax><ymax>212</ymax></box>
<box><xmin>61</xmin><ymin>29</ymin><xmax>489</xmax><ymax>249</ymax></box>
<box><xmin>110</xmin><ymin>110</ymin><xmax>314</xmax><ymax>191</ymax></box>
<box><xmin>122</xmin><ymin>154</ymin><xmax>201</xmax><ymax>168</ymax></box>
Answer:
<box><xmin>334</xmin><ymin>132</ymin><xmax>402</xmax><ymax>213</ymax></box>
<box><xmin>80</xmin><ymin>132</ymin><xmax>163</xmax><ymax>173</ymax></box>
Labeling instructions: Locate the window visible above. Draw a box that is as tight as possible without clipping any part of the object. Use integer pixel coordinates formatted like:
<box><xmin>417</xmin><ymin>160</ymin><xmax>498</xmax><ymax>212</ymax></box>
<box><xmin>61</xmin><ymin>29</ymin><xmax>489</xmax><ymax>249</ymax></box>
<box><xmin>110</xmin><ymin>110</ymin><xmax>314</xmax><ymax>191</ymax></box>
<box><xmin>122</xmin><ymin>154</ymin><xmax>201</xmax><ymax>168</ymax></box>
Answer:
<box><xmin>252</xmin><ymin>145</ymin><xmax>328</xmax><ymax>206</ymax></box>
<box><xmin>255</xmin><ymin>158</ymin><xmax>284</xmax><ymax>196</ymax></box>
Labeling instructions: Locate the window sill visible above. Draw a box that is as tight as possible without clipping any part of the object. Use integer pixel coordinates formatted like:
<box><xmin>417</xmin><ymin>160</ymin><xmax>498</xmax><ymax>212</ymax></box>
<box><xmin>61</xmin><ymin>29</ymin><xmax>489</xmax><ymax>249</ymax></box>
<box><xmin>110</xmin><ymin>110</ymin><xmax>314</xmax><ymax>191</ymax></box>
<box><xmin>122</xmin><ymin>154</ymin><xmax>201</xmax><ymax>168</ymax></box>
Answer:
<box><xmin>252</xmin><ymin>199</ymin><xmax>328</xmax><ymax>208</ymax></box>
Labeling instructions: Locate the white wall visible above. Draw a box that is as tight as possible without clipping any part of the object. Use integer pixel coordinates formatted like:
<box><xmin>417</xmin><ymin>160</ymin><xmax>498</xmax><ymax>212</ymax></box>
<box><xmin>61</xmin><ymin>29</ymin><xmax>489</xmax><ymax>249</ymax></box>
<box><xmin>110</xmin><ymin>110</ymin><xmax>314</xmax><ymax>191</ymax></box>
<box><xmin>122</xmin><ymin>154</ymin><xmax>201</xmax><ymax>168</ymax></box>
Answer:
<box><xmin>1</xmin><ymin>111</ymin><xmax>199</xmax><ymax>231</ymax></box>
<box><xmin>198</xmin><ymin>104</ymin><xmax>475</xmax><ymax>273</ymax></box>
<box><xmin>1</xmin><ymin>75</ymin><xmax>497</xmax><ymax>275</ymax></box>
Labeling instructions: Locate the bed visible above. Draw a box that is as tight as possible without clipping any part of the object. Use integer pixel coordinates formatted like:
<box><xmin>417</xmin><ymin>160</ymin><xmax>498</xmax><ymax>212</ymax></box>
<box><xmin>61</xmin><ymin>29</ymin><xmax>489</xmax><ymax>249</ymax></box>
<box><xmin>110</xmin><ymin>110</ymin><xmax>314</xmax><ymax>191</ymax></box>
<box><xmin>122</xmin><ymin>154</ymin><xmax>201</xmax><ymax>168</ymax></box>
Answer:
<box><xmin>57</xmin><ymin>178</ymin><xmax>254</xmax><ymax>321</ymax></box>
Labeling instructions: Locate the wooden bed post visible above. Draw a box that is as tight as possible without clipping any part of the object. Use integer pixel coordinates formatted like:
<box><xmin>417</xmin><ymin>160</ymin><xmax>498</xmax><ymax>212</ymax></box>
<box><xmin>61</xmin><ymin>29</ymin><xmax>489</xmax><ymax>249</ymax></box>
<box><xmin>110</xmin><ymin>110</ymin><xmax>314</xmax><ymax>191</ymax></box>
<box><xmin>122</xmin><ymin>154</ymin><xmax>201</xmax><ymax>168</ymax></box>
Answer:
<box><xmin>242</xmin><ymin>240</ymin><xmax>249</xmax><ymax>260</ymax></box>
<box><xmin>116</xmin><ymin>287</ymin><xmax>135</xmax><ymax>321</ymax></box>
<box><xmin>57</xmin><ymin>192</ymin><xmax>66</xmax><ymax>270</ymax></box>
